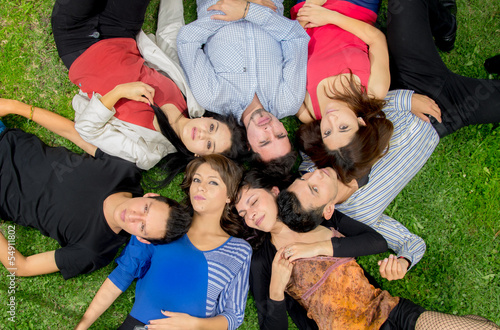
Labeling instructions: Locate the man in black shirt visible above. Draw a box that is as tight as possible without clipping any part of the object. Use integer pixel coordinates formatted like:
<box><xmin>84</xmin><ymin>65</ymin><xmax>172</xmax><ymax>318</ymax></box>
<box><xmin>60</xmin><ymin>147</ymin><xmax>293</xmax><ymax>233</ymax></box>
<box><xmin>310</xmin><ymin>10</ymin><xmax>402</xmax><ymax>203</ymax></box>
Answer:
<box><xmin>0</xmin><ymin>123</ymin><xmax>190</xmax><ymax>279</ymax></box>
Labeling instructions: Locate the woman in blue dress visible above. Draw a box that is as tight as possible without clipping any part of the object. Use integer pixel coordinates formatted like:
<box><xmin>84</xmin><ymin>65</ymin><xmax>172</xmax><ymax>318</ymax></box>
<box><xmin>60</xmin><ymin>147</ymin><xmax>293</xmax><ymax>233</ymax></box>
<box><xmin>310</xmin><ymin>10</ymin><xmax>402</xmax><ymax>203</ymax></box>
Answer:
<box><xmin>75</xmin><ymin>154</ymin><xmax>252</xmax><ymax>329</ymax></box>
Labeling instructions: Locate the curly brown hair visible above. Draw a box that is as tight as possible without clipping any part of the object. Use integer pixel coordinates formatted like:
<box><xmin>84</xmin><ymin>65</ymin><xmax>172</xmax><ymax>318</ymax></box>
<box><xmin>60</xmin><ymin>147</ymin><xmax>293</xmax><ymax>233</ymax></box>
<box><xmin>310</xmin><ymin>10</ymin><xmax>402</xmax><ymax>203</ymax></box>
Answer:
<box><xmin>298</xmin><ymin>75</ymin><xmax>393</xmax><ymax>184</ymax></box>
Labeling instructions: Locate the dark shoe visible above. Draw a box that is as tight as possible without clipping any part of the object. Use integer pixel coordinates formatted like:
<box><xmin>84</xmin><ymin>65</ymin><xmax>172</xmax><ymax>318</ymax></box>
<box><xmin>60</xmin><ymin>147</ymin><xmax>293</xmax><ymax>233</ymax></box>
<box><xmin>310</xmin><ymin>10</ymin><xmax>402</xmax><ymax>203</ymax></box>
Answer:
<box><xmin>439</xmin><ymin>0</ymin><xmax>457</xmax><ymax>15</ymax></box>
<box><xmin>435</xmin><ymin>14</ymin><xmax>457</xmax><ymax>52</ymax></box>
<box><xmin>484</xmin><ymin>54</ymin><xmax>500</xmax><ymax>75</ymax></box>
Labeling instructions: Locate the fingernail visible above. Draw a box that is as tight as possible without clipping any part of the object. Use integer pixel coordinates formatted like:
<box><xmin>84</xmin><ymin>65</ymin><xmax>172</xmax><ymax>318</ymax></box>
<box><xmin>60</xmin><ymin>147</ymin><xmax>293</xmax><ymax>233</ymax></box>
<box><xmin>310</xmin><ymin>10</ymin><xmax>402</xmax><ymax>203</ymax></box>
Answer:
<box><xmin>384</xmin><ymin>258</ymin><xmax>388</xmax><ymax>262</ymax></box>
<box><xmin>161</xmin><ymin>309</ymin><xmax>165</xmax><ymax>313</ymax></box>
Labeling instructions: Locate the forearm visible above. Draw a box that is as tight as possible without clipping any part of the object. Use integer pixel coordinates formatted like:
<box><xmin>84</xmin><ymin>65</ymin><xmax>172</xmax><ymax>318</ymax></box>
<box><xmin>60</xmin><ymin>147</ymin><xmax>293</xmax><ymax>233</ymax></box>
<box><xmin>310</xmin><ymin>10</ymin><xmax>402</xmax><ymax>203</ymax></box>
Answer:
<box><xmin>325</xmin><ymin>10</ymin><xmax>382</xmax><ymax>46</ymax></box>
<box><xmin>76</xmin><ymin>278</ymin><xmax>123</xmax><ymax>330</ymax></box>
<box><xmin>366</xmin><ymin>32</ymin><xmax>390</xmax><ymax>99</ymax></box>
<box><xmin>2</xmin><ymin>99</ymin><xmax>97</xmax><ymax>156</ymax></box>
<box><xmin>328</xmin><ymin>212</ymin><xmax>388</xmax><ymax>257</ymax></box>
<box><xmin>376</xmin><ymin>214</ymin><xmax>426</xmax><ymax>269</ymax></box>
<box><xmin>0</xmin><ymin>229</ymin><xmax>59</xmax><ymax>276</ymax></box>
<box><xmin>250</xmin><ymin>256</ymin><xmax>289</xmax><ymax>330</ymax></box>
<box><xmin>193</xmin><ymin>315</ymin><xmax>228</xmax><ymax>330</ymax></box>
<box><xmin>99</xmin><ymin>87</ymin><xmax>124</xmax><ymax>110</ymax></box>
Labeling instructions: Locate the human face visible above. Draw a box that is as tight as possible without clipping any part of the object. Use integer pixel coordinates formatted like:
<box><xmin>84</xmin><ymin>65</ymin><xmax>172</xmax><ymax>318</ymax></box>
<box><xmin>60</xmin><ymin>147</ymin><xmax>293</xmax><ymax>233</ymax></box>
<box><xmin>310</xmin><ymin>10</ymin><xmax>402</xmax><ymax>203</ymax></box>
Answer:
<box><xmin>288</xmin><ymin>167</ymin><xmax>339</xmax><ymax>211</ymax></box>
<box><xmin>236</xmin><ymin>186</ymin><xmax>279</xmax><ymax>233</ymax></box>
<box><xmin>320</xmin><ymin>100</ymin><xmax>364</xmax><ymax>150</ymax></box>
<box><xmin>189</xmin><ymin>163</ymin><xmax>230</xmax><ymax>215</ymax></box>
<box><xmin>181</xmin><ymin>118</ymin><xmax>231</xmax><ymax>156</ymax></box>
<box><xmin>245</xmin><ymin>109</ymin><xmax>291</xmax><ymax>162</ymax></box>
<box><xmin>114</xmin><ymin>197</ymin><xmax>169</xmax><ymax>240</ymax></box>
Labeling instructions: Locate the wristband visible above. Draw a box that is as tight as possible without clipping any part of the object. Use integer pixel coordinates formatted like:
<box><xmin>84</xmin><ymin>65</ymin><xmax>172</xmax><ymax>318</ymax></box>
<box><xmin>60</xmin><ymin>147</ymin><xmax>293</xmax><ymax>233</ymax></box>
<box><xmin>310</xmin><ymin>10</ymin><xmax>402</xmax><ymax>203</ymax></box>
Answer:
<box><xmin>29</xmin><ymin>105</ymin><xmax>35</xmax><ymax>121</ymax></box>
<box><xmin>242</xmin><ymin>1</ymin><xmax>250</xmax><ymax>19</ymax></box>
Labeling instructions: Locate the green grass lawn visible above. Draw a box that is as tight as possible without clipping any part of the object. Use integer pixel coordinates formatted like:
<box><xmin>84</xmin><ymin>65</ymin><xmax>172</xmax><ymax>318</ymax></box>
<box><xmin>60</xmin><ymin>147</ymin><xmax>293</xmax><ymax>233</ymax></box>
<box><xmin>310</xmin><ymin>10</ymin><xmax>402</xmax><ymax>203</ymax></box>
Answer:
<box><xmin>0</xmin><ymin>0</ymin><xmax>499</xmax><ymax>328</ymax></box>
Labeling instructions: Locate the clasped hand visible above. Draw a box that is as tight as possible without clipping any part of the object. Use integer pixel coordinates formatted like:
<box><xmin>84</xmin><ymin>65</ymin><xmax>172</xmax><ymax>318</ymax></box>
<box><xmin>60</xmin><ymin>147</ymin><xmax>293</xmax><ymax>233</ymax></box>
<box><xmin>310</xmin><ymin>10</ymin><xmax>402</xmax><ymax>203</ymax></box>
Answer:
<box><xmin>209</xmin><ymin>0</ymin><xmax>276</xmax><ymax>21</ymax></box>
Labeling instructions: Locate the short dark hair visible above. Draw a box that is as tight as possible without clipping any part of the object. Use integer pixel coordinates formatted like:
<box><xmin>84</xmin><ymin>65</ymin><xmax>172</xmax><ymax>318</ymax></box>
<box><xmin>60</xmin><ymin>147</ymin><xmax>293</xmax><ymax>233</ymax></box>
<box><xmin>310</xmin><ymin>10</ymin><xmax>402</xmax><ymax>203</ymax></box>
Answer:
<box><xmin>144</xmin><ymin>196</ymin><xmax>192</xmax><ymax>245</ymax></box>
<box><xmin>277</xmin><ymin>190</ymin><xmax>325</xmax><ymax>233</ymax></box>
<box><xmin>251</xmin><ymin>150</ymin><xmax>298</xmax><ymax>184</ymax></box>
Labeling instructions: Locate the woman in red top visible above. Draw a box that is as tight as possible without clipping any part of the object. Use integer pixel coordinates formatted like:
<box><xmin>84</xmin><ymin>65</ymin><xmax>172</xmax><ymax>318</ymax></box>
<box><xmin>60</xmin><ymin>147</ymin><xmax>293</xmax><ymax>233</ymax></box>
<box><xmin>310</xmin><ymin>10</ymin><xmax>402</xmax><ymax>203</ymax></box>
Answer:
<box><xmin>48</xmin><ymin>0</ymin><xmax>249</xmax><ymax>181</ymax></box>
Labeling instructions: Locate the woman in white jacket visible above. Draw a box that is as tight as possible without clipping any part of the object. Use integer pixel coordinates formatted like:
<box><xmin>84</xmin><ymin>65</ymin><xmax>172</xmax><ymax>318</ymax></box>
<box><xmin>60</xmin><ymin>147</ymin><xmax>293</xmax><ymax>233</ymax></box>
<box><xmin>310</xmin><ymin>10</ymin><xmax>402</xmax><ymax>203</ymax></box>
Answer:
<box><xmin>0</xmin><ymin>0</ymin><xmax>248</xmax><ymax>184</ymax></box>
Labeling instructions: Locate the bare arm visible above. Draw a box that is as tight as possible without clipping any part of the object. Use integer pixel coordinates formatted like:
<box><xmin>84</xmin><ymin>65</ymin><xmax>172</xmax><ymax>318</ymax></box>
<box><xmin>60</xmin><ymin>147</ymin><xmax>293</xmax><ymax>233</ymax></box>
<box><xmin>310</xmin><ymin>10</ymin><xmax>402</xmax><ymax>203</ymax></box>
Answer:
<box><xmin>0</xmin><ymin>98</ymin><xmax>97</xmax><ymax>156</ymax></box>
<box><xmin>0</xmin><ymin>229</ymin><xmax>59</xmax><ymax>276</ymax></box>
<box><xmin>296</xmin><ymin>102</ymin><xmax>316</xmax><ymax>124</ymax></box>
<box><xmin>296</xmin><ymin>4</ymin><xmax>390</xmax><ymax>98</ymax></box>
<box><xmin>75</xmin><ymin>278</ymin><xmax>123</xmax><ymax>330</ymax></box>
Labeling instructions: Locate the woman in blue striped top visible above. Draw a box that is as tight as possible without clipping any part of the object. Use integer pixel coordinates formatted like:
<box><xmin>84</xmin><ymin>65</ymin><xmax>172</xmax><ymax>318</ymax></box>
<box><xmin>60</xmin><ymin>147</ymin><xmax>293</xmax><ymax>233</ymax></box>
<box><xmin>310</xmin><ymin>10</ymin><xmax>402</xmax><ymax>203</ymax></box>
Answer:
<box><xmin>75</xmin><ymin>155</ymin><xmax>252</xmax><ymax>330</ymax></box>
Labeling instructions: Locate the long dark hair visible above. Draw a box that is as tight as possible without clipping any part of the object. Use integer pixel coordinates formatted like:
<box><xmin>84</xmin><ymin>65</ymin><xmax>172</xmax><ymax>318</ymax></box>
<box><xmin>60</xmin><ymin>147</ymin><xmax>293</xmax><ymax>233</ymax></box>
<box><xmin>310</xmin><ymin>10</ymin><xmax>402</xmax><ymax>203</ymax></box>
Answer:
<box><xmin>181</xmin><ymin>154</ymin><xmax>244</xmax><ymax>237</ymax></box>
<box><xmin>235</xmin><ymin>170</ymin><xmax>287</xmax><ymax>250</ymax></box>
<box><xmin>148</xmin><ymin>105</ymin><xmax>250</xmax><ymax>188</ymax></box>
<box><xmin>297</xmin><ymin>75</ymin><xmax>392</xmax><ymax>184</ymax></box>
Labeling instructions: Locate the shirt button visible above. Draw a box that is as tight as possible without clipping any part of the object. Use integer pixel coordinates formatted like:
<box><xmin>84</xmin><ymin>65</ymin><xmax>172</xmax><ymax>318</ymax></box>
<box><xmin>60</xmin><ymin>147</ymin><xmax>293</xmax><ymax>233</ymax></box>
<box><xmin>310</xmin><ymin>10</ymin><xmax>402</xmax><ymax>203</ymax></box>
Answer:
<box><xmin>89</xmin><ymin>31</ymin><xmax>100</xmax><ymax>38</ymax></box>
<box><xmin>243</xmin><ymin>67</ymin><xmax>247</xmax><ymax>72</ymax></box>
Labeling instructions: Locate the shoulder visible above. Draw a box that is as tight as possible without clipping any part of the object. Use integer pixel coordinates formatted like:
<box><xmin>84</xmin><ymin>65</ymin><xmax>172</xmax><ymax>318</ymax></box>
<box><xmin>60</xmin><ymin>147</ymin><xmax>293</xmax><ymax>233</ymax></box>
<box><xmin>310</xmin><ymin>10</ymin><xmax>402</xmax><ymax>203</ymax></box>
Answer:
<box><xmin>226</xmin><ymin>237</ymin><xmax>253</xmax><ymax>260</ymax></box>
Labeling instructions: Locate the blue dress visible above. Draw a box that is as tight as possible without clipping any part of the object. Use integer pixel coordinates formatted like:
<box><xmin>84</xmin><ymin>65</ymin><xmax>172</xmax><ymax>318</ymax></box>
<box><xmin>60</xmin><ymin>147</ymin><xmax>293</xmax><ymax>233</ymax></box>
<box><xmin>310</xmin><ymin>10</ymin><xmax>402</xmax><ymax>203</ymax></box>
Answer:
<box><xmin>108</xmin><ymin>234</ymin><xmax>252</xmax><ymax>329</ymax></box>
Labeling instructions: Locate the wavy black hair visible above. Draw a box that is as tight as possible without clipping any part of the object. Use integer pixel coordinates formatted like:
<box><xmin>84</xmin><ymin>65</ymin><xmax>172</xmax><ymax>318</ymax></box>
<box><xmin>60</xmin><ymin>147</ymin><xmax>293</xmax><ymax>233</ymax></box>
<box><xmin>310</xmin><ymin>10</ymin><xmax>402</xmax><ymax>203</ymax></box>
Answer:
<box><xmin>144</xmin><ymin>196</ymin><xmax>192</xmax><ymax>245</ymax></box>
<box><xmin>234</xmin><ymin>169</ymin><xmax>287</xmax><ymax>249</ymax></box>
<box><xmin>276</xmin><ymin>190</ymin><xmax>325</xmax><ymax>233</ymax></box>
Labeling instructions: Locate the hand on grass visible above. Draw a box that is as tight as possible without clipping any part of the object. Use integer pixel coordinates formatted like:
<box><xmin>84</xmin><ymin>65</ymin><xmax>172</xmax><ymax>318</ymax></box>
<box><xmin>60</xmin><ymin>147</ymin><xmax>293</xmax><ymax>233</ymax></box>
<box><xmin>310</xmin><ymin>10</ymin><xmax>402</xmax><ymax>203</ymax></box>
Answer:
<box><xmin>411</xmin><ymin>93</ymin><xmax>442</xmax><ymax>123</ymax></box>
<box><xmin>378</xmin><ymin>254</ymin><xmax>409</xmax><ymax>281</ymax></box>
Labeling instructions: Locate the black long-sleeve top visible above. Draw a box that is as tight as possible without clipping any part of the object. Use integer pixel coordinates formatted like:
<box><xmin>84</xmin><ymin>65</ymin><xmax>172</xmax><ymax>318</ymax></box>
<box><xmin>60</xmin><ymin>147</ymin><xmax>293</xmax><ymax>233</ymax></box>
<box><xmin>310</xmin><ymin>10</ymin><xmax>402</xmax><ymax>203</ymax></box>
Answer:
<box><xmin>249</xmin><ymin>210</ymin><xmax>388</xmax><ymax>329</ymax></box>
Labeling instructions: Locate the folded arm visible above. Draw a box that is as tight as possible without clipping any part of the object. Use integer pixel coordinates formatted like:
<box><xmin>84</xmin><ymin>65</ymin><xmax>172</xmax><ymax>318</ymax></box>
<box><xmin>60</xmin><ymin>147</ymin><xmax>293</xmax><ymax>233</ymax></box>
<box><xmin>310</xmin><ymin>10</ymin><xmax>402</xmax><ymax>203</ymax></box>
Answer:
<box><xmin>284</xmin><ymin>211</ymin><xmax>388</xmax><ymax>262</ymax></box>
<box><xmin>297</xmin><ymin>4</ymin><xmax>390</xmax><ymax>99</ymax></box>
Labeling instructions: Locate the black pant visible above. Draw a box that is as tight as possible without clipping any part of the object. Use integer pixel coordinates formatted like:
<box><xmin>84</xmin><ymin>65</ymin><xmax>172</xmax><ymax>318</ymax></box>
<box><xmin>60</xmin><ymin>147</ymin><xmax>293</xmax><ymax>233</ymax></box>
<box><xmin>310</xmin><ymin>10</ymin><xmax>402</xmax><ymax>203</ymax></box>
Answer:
<box><xmin>387</xmin><ymin>0</ymin><xmax>500</xmax><ymax>138</ymax></box>
<box><xmin>51</xmin><ymin>0</ymin><xmax>151</xmax><ymax>69</ymax></box>
<box><xmin>117</xmin><ymin>314</ymin><xmax>146</xmax><ymax>330</ymax></box>
<box><xmin>380</xmin><ymin>298</ymin><xmax>426</xmax><ymax>329</ymax></box>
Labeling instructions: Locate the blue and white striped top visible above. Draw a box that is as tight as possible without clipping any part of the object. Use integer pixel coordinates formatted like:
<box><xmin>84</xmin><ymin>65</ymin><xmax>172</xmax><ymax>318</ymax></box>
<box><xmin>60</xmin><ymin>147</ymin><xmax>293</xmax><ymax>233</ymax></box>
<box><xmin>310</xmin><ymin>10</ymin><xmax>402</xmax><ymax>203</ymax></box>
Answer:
<box><xmin>300</xmin><ymin>89</ymin><xmax>440</xmax><ymax>268</ymax></box>
<box><xmin>177</xmin><ymin>0</ymin><xmax>309</xmax><ymax>121</ymax></box>
<box><xmin>109</xmin><ymin>234</ymin><xmax>252</xmax><ymax>329</ymax></box>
